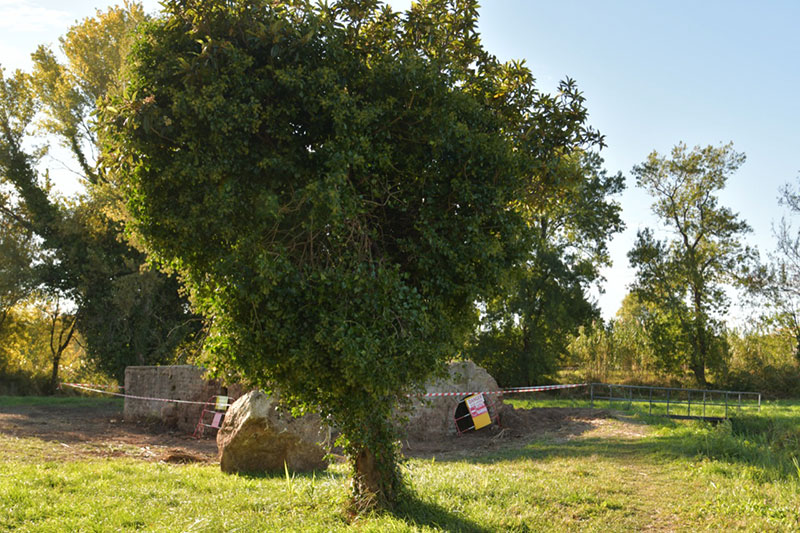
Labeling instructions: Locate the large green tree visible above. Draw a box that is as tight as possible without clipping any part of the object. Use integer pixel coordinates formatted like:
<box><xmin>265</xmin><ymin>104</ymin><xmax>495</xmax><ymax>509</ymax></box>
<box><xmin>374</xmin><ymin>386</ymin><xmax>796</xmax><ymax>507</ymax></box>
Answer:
<box><xmin>0</xmin><ymin>207</ymin><xmax>37</xmax><ymax>333</ymax></box>
<box><xmin>101</xmin><ymin>0</ymin><xmax>602</xmax><ymax>507</ymax></box>
<box><xmin>468</xmin><ymin>151</ymin><xmax>624</xmax><ymax>386</ymax></box>
<box><xmin>629</xmin><ymin>143</ymin><xmax>754</xmax><ymax>386</ymax></box>
<box><xmin>0</xmin><ymin>5</ymin><xmax>199</xmax><ymax>382</ymax></box>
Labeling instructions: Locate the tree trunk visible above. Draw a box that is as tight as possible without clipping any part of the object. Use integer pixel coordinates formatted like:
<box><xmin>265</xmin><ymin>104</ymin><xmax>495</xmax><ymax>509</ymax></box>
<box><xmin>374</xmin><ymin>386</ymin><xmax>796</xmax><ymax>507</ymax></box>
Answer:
<box><xmin>690</xmin><ymin>360</ymin><xmax>706</xmax><ymax>388</ymax></box>
<box><xmin>691</xmin><ymin>288</ymin><xmax>708</xmax><ymax>388</ymax></box>
<box><xmin>521</xmin><ymin>324</ymin><xmax>531</xmax><ymax>386</ymax></box>
<box><xmin>49</xmin><ymin>352</ymin><xmax>61</xmax><ymax>395</ymax></box>
<box><xmin>351</xmin><ymin>442</ymin><xmax>401</xmax><ymax>511</ymax></box>
<box><xmin>47</xmin><ymin>300</ymin><xmax>78</xmax><ymax>395</ymax></box>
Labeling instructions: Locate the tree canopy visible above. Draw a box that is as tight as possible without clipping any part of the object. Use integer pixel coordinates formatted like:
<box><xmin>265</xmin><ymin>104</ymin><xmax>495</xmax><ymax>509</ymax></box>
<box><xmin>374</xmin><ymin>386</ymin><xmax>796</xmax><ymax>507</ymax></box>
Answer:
<box><xmin>748</xmin><ymin>179</ymin><xmax>800</xmax><ymax>364</ymax></box>
<box><xmin>101</xmin><ymin>0</ymin><xmax>603</xmax><ymax>507</ymax></box>
<box><xmin>0</xmin><ymin>4</ymin><xmax>200</xmax><ymax>383</ymax></box>
<box><xmin>468</xmin><ymin>151</ymin><xmax>624</xmax><ymax>386</ymax></box>
<box><xmin>629</xmin><ymin>142</ymin><xmax>754</xmax><ymax>386</ymax></box>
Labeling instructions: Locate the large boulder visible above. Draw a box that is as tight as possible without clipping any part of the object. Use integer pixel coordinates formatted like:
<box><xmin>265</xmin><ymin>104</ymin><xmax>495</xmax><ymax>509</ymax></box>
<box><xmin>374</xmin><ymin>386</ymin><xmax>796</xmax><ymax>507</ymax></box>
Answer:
<box><xmin>217</xmin><ymin>390</ymin><xmax>330</xmax><ymax>473</ymax></box>
<box><xmin>402</xmin><ymin>360</ymin><xmax>504</xmax><ymax>441</ymax></box>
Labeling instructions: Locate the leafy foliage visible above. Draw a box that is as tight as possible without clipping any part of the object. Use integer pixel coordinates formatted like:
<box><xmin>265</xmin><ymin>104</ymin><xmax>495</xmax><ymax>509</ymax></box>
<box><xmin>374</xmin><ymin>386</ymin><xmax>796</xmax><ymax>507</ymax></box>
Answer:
<box><xmin>100</xmin><ymin>0</ymin><xmax>602</xmax><ymax>507</ymax></box>
<box><xmin>744</xmin><ymin>179</ymin><xmax>800</xmax><ymax>365</ymax></box>
<box><xmin>0</xmin><ymin>299</ymin><xmax>96</xmax><ymax>395</ymax></box>
<box><xmin>629</xmin><ymin>143</ymin><xmax>754</xmax><ymax>386</ymax></box>
<box><xmin>0</xmin><ymin>4</ymin><xmax>200</xmax><ymax>383</ymax></box>
<box><xmin>469</xmin><ymin>152</ymin><xmax>624</xmax><ymax>386</ymax></box>
<box><xmin>722</xmin><ymin>327</ymin><xmax>800</xmax><ymax>396</ymax></box>
<box><xmin>0</xmin><ymin>208</ymin><xmax>37</xmax><ymax>332</ymax></box>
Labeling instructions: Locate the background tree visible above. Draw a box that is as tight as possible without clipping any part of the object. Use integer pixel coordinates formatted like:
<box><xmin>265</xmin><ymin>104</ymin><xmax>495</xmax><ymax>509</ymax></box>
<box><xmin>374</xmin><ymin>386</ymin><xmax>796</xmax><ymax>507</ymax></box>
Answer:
<box><xmin>609</xmin><ymin>293</ymin><xmax>657</xmax><ymax>378</ymax></box>
<box><xmin>0</xmin><ymin>206</ymin><xmax>37</xmax><ymax>333</ymax></box>
<box><xmin>723</xmin><ymin>325</ymin><xmax>800</xmax><ymax>395</ymax></box>
<box><xmin>41</xmin><ymin>292</ymin><xmax>78</xmax><ymax>393</ymax></box>
<box><xmin>468</xmin><ymin>151</ymin><xmax>624</xmax><ymax>385</ymax></box>
<box><xmin>629</xmin><ymin>142</ymin><xmax>754</xmax><ymax>386</ymax></box>
<box><xmin>101</xmin><ymin>0</ymin><xmax>602</xmax><ymax>508</ymax></box>
<box><xmin>0</xmin><ymin>4</ymin><xmax>199</xmax><ymax>383</ymax></box>
<box><xmin>566</xmin><ymin>320</ymin><xmax>615</xmax><ymax>382</ymax></box>
<box><xmin>746</xmin><ymin>179</ymin><xmax>800</xmax><ymax>364</ymax></box>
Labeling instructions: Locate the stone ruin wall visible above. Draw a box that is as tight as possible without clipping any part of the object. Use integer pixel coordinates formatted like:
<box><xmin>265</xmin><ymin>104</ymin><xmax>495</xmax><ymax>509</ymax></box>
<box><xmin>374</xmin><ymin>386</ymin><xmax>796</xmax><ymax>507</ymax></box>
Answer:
<box><xmin>123</xmin><ymin>365</ymin><xmax>241</xmax><ymax>432</ymax></box>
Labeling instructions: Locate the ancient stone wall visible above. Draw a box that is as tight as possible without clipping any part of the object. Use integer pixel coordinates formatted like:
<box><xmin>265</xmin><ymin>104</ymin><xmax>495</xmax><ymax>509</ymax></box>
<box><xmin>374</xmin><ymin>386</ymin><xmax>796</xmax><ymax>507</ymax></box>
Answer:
<box><xmin>123</xmin><ymin>365</ymin><xmax>234</xmax><ymax>432</ymax></box>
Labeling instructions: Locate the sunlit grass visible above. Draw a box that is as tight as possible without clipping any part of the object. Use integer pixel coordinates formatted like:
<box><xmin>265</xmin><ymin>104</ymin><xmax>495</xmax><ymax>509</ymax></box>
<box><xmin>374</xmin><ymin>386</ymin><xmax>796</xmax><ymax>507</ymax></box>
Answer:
<box><xmin>0</xmin><ymin>395</ymin><xmax>123</xmax><ymax>408</ymax></box>
<box><xmin>1</xmin><ymin>396</ymin><xmax>799</xmax><ymax>531</ymax></box>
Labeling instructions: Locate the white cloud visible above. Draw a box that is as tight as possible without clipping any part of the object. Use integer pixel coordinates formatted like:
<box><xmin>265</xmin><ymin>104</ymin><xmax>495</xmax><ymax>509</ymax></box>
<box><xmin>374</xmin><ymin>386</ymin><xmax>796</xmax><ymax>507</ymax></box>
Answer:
<box><xmin>0</xmin><ymin>42</ymin><xmax>30</xmax><ymax>72</ymax></box>
<box><xmin>0</xmin><ymin>0</ymin><xmax>70</xmax><ymax>33</ymax></box>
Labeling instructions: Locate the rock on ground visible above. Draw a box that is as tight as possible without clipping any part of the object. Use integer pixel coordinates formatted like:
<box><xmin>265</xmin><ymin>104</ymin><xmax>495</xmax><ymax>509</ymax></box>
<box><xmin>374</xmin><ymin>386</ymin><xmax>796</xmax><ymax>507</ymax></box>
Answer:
<box><xmin>217</xmin><ymin>390</ymin><xmax>330</xmax><ymax>474</ymax></box>
<box><xmin>402</xmin><ymin>360</ymin><xmax>505</xmax><ymax>441</ymax></box>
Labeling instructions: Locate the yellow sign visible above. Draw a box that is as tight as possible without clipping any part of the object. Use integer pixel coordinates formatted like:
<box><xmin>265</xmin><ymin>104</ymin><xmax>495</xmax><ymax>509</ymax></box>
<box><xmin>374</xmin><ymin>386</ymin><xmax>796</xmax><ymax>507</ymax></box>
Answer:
<box><xmin>215</xmin><ymin>395</ymin><xmax>229</xmax><ymax>411</ymax></box>
<box><xmin>465</xmin><ymin>394</ymin><xmax>492</xmax><ymax>430</ymax></box>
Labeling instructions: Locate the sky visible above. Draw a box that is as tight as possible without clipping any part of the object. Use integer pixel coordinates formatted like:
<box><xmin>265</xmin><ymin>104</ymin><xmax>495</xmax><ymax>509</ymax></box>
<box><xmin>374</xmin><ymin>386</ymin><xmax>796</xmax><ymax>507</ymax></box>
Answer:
<box><xmin>1</xmin><ymin>0</ymin><xmax>799</xmax><ymax>322</ymax></box>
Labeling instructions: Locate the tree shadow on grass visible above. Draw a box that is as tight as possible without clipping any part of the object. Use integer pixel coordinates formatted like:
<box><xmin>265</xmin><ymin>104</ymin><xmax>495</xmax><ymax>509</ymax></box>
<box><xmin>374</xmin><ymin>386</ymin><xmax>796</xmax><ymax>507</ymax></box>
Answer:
<box><xmin>390</xmin><ymin>492</ymin><xmax>491</xmax><ymax>533</ymax></box>
<box><xmin>438</xmin><ymin>419</ymin><xmax>800</xmax><ymax>482</ymax></box>
<box><xmin>235</xmin><ymin>469</ymin><xmax>489</xmax><ymax>531</ymax></box>
<box><xmin>232</xmin><ymin>466</ymin><xmax>348</xmax><ymax>481</ymax></box>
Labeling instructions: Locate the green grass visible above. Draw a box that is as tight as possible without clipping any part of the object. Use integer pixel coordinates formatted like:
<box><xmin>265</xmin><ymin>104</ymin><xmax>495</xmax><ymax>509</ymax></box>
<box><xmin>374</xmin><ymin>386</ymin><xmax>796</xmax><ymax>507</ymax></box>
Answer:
<box><xmin>1</xmin><ymin>397</ymin><xmax>799</xmax><ymax>531</ymax></box>
<box><xmin>0</xmin><ymin>395</ymin><xmax>123</xmax><ymax>408</ymax></box>
<box><xmin>506</xmin><ymin>388</ymin><xmax>766</xmax><ymax>419</ymax></box>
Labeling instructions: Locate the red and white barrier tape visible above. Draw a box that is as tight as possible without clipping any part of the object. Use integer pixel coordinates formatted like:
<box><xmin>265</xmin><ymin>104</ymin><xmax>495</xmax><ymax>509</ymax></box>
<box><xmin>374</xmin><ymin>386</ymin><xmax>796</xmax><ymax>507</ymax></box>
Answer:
<box><xmin>409</xmin><ymin>383</ymin><xmax>586</xmax><ymax>397</ymax></box>
<box><xmin>61</xmin><ymin>383</ymin><xmax>208</xmax><ymax>405</ymax></box>
<box><xmin>60</xmin><ymin>382</ymin><xmax>124</xmax><ymax>390</ymax></box>
<box><xmin>62</xmin><ymin>382</ymin><xmax>586</xmax><ymax>404</ymax></box>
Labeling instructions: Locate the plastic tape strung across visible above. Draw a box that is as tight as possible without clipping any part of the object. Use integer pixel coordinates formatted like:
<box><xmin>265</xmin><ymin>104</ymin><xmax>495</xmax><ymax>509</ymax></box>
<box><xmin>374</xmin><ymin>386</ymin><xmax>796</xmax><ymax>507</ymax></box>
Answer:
<box><xmin>61</xmin><ymin>382</ymin><xmax>587</xmax><ymax>403</ymax></box>
<box><xmin>408</xmin><ymin>383</ymin><xmax>587</xmax><ymax>397</ymax></box>
<box><xmin>60</xmin><ymin>382</ymin><xmax>124</xmax><ymax>390</ymax></box>
<box><xmin>60</xmin><ymin>383</ymin><xmax>208</xmax><ymax>405</ymax></box>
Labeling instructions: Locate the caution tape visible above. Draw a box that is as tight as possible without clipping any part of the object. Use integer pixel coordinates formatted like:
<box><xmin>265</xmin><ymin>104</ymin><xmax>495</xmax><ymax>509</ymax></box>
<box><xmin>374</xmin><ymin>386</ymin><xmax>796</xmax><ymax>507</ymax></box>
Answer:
<box><xmin>60</xmin><ymin>382</ymin><xmax>124</xmax><ymax>390</ymax></box>
<box><xmin>62</xmin><ymin>382</ymin><xmax>586</xmax><ymax>404</ymax></box>
<box><xmin>409</xmin><ymin>383</ymin><xmax>587</xmax><ymax>397</ymax></box>
<box><xmin>61</xmin><ymin>383</ymin><xmax>208</xmax><ymax>405</ymax></box>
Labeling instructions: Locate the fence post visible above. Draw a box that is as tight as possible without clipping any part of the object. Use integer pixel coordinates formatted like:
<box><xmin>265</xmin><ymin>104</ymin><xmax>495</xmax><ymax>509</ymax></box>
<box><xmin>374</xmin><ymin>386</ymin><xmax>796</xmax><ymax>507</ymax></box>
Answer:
<box><xmin>725</xmin><ymin>393</ymin><xmax>728</xmax><ymax>418</ymax></box>
<box><xmin>590</xmin><ymin>383</ymin><xmax>594</xmax><ymax>408</ymax></box>
<box><xmin>703</xmin><ymin>391</ymin><xmax>706</xmax><ymax>418</ymax></box>
<box><xmin>649</xmin><ymin>388</ymin><xmax>652</xmax><ymax>415</ymax></box>
<box><xmin>687</xmin><ymin>390</ymin><xmax>691</xmax><ymax>417</ymax></box>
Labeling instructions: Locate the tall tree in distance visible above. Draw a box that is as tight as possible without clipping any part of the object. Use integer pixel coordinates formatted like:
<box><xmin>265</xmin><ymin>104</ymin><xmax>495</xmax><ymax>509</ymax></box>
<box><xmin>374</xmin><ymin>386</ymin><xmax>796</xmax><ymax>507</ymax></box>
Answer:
<box><xmin>0</xmin><ymin>4</ymin><xmax>200</xmax><ymax>382</ymax></box>
<box><xmin>100</xmin><ymin>0</ymin><xmax>603</xmax><ymax>508</ymax></box>
<box><xmin>629</xmin><ymin>142</ymin><xmax>755</xmax><ymax>386</ymax></box>
<box><xmin>468</xmin><ymin>151</ymin><xmax>624</xmax><ymax>386</ymax></box>
<box><xmin>749</xmin><ymin>178</ymin><xmax>800</xmax><ymax>364</ymax></box>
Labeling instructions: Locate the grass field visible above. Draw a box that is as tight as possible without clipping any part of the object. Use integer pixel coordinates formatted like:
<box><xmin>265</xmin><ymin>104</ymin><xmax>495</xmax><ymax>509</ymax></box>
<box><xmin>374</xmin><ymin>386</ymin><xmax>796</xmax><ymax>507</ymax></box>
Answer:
<box><xmin>1</xmin><ymin>396</ymin><xmax>799</xmax><ymax>532</ymax></box>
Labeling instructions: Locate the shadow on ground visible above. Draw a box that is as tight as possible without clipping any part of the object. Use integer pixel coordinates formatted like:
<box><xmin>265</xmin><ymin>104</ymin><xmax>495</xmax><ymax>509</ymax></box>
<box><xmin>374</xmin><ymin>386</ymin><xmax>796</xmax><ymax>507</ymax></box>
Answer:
<box><xmin>391</xmin><ymin>493</ymin><xmax>491</xmax><ymax>533</ymax></box>
<box><xmin>436</xmin><ymin>415</ymin><xmax>800</xmax><ymax>482</ymax></box>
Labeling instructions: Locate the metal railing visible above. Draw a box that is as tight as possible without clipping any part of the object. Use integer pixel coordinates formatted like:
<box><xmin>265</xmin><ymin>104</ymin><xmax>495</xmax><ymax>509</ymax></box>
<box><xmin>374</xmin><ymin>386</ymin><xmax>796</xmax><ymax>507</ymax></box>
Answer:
<box><xmin>588</xmin><ymin>383</ymin><xmax>761</xmax><ymax>419</ymax></box>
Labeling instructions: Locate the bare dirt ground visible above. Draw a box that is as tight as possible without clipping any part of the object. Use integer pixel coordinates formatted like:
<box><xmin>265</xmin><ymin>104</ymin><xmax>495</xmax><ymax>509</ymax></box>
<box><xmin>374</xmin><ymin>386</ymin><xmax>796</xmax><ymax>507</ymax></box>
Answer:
<box><xmin>0</xmin><ymin>400</ymin><xmax>643</xmax><ymax>464</ymax></box>
<box><xmin>401</xmin><ymin>405</ymin><xmax>639</xmax><ymax>458</ymax></box>
<box><xmin>0</xmin><ymin>401</ymin><xmax>217</xmax><ymax>463</ymax></box>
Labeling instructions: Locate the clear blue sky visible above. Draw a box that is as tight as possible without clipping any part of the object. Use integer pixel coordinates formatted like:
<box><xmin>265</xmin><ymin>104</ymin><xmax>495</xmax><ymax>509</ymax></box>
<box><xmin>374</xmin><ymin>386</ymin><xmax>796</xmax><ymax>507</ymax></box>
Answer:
<box><xmin>2</xmin><ymin>1</ymin><xmax>799</xmax><ymax>321</ymax></box>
